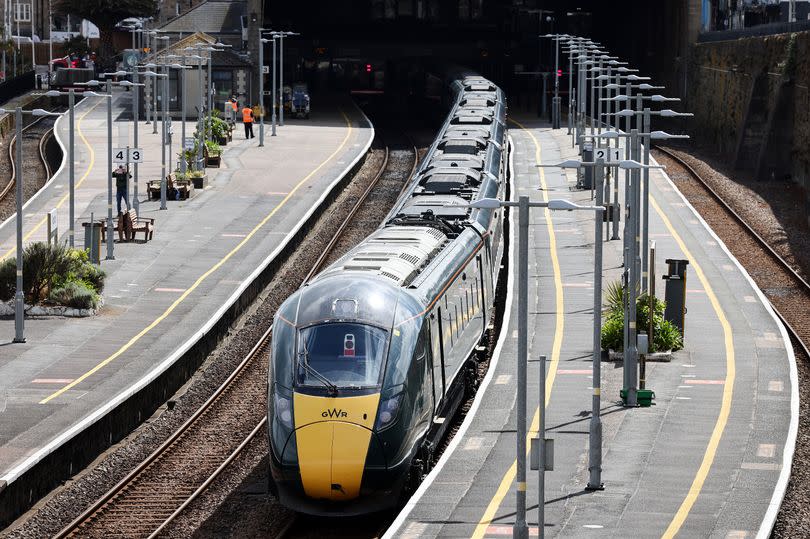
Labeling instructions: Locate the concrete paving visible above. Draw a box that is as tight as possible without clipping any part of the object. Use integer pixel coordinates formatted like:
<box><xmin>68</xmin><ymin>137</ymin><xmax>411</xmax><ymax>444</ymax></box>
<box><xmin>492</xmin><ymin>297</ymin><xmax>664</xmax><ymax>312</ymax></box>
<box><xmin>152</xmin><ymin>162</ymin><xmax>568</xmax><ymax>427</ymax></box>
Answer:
<box><xmin>0</xmin><ymin>89</ymin><xmax>373</xmax><ymax>481</ymax></box>
<box><xmin>386</xmin><ymin>118</ymin><xmax>796</xmax><ymax>538</ymax></box>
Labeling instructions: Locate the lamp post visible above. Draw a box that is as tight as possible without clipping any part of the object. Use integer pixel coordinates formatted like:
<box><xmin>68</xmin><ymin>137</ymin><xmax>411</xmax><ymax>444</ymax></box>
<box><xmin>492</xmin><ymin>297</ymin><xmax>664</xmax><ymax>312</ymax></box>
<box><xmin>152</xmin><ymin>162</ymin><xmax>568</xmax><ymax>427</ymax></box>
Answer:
<box><xmin>163</xmin><ymin>62</ymin><xmax>191</xmax><ymax>175</ymax></box>
<box><xmin>79</xmin><ymin>81</ymin><xmax>115</xmax><ymax>259</ymax></box>
<box><xmin>101</xmin><ymin>71</ymin><xmax>144</xmax><ymax>215</ymax></box>
<box><xmin>258</xmin><ymin>34</ymin><xmax>269</xmax><ymax>146</ymax></box>
<box><xmin>151</xmin><ymin>35</ymin><xmax>170</xmax><ymax>134</ymax></box>
<box><xmin>543</xmin><ymin>33</ymin><xmax>568</xmax><ymax>129</ymax></box>
<box><xmin>609</xmin><ymin>103</ymin><xmax>692</xmax><ymax>289</ymax></box>
<box><xmin>272</xmin><ymin>30</ymin><xmax>298</xmax><ymax>127</ymax></box>
<box><xmin>141</xmin><ymin>70</ymin><xmax>169</xmax><ymax>208</ymax></box>
<box><xmin>40</xmin><ymin>88</ymin><xmax>76</xmax><ymax>245</ymax></box>
<box><xmin>0</xmin><ymin>106</ymin><xmax>61</xmax><ymax>343</ymax></box>
<box><xmin>167</xmin><ymin>55</ymin><xmax>191</xmax><ymax>173</ymax></box>
<box><xmin>183</xmin><ymin>48</ymin><xmax>207</xmax><ymax>170</ymax></box>
<box><xmin>469</xmin><ymin>195</ymin><xmax>605</xmax><ymax>538</ymax></box>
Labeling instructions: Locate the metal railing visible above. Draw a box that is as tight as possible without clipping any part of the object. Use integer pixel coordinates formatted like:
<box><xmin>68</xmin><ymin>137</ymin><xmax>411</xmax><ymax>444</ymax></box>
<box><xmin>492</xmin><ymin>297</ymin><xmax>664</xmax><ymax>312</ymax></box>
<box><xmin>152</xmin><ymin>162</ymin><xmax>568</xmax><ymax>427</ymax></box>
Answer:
<box><xmin>698</xmin><ymin>19</ymin><xmax>810</xmax><ymax>42</ymax></box>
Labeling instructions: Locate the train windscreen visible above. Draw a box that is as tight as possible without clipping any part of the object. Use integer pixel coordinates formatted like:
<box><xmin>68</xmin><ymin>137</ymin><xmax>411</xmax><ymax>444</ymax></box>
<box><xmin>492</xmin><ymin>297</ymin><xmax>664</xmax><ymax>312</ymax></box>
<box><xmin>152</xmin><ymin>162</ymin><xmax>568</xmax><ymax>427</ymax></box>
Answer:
<box><xmin>297</xmin><ymin>323</ymin><xmax>388</xmax><ymax>389</ymax></box>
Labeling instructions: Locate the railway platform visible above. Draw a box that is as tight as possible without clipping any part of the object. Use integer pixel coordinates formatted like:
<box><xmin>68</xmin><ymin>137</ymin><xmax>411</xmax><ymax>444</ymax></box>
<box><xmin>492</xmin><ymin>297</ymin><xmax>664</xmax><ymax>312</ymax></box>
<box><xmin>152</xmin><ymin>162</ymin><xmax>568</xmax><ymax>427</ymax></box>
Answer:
<box><xmin>0</xmin><ymin>89</ymin><xmax>373</xmax><ymax>524</ymax></box>
<box><xmin>385</xmin><ymin>118</ymin><xmax>796</xmax><ymax>538</ymax></box>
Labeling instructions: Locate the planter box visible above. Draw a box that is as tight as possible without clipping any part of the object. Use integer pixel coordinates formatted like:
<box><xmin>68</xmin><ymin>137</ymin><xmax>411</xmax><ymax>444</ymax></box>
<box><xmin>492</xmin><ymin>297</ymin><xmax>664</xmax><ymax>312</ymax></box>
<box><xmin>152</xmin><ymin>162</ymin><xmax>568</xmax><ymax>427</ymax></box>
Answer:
<box><xmin>190</xmin><ymin>174</ymin><xmax>208</xmax><ymax>190</ymax></box>
<box><xmin>607</xmin><ymin>349</ymin><xmax>672</xmax><ymax>362</ymax></box>
<box><xmin>205</xmin><ymin>155</ymin><xmax>221</xmax><ymax>168</ymax></box>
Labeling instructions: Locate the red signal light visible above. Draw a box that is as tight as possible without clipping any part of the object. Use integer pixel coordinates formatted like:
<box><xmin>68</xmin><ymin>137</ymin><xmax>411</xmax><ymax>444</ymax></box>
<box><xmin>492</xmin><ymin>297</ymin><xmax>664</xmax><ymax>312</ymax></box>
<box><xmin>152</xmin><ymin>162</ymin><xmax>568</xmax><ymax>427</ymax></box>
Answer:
<box><xmin>557</xmin><ymin>69</ymin><xmax>562</xmax><ymax>77</ymax></box>
<box><xmin>365</xmin><ymin>63</ymin><xmax>372</xmax><ymax>73</ymax></box>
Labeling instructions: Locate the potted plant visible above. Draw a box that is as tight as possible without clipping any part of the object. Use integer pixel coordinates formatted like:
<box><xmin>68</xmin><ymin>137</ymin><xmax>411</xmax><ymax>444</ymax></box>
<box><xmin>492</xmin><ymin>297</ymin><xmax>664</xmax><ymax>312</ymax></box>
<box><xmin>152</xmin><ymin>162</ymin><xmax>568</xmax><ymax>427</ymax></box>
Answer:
<box><xmin>600</xmin><ymin>280</ymin><xmax>683</xmax><ymax>361</ymax></box>
<box><xmin>204</xmin><ymin>140</ymin><xmax>222</xmax><ymax>168</ymax></box>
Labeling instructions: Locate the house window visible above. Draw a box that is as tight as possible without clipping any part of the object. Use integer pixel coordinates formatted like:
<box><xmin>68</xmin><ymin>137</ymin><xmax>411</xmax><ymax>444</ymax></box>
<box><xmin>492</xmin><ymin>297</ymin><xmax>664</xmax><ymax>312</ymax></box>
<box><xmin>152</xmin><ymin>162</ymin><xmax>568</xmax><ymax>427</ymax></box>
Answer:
<box><xmin>212</xmin><ymin>70</ymin><xmax>233</xmax><ymax>105</ymax></box>
<box><xmin>15</xmin><ymin>2</ymin><xmax>32</xmax><ymax>23</ymax></box>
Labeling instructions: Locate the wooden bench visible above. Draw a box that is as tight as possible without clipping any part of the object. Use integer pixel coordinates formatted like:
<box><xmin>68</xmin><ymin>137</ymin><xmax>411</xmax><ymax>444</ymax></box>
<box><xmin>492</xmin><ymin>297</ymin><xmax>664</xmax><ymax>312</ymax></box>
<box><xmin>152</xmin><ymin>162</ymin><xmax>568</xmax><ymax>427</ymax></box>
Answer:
<box><xmin>122</xmin><ymin>209</ymin><xmax>155</xmax><ymax>242</ymax></box>
<box><xmin>97</xmin><ymin>210</ymin><xmax>155</xmax><ymax>242</ymax></box>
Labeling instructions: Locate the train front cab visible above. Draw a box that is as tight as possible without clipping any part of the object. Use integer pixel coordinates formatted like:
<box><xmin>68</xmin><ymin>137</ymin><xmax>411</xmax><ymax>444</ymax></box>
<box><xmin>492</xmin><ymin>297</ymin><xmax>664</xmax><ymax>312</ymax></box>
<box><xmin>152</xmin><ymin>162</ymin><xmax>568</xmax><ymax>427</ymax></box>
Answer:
<box><xmin>267</xmin><ymin>277</ymin><xmax>431</xmax><ymax>515</ymax></box>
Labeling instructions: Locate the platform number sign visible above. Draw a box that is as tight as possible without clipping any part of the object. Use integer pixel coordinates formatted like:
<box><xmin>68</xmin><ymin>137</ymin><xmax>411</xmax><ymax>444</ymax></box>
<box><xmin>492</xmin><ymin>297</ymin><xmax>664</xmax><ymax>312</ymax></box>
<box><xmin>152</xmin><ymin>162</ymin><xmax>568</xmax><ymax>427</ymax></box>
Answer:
<box><xmin>594</xmin><ymin>147</ymin><xmax>622</xmax><ymax>163</ymax></box>
<box><xmin>114</xmin><ymin>148</ymin><xmax>144</xmax><ymax>164</ymax></box>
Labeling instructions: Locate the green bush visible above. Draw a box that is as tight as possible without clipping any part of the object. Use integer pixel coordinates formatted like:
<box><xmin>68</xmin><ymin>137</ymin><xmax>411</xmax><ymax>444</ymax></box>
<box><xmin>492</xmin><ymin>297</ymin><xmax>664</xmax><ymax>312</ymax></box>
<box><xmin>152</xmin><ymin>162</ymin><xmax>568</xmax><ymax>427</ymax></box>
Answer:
<box><xmin>205</xmin><ymin>139</ymin><xmax>222</xmax><ymax>155</ymax></box>
<box><xmin>600</xmin><ymin>279</ymin><xmax>683</xmax><ymax>353</ymax></box>
<box><xmin>0</xmin><ymin>258</ymin><xmax>14</xmax><ymax>301</ymax></box>
<box><xmin>201</xmin><ymin>116</ymin><xmax>229</xmax><ymax>141</ymax></box>
<box><xmin>49</xmin><ymin>281</ymin><xmax>99</xmax><ymax>310</ymax></box>
<box><xmin>0</xmin><ymin>243</ymin><xmax>105</xmax><ymax>307</ymax></box>
<box><xmin>23</xmin><ymin>242</ymin><xmax>73</xmax><ymax>302</ymax></box>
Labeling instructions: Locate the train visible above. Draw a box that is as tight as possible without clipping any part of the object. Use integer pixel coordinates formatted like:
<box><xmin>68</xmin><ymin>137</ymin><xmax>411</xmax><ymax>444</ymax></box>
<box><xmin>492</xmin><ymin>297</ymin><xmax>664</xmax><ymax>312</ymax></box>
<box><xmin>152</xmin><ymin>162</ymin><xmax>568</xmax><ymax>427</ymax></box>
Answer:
<box><xmin>267</xmin><ymin>72</ymin><xmax>509</xmax><ymax>515</ymax></box>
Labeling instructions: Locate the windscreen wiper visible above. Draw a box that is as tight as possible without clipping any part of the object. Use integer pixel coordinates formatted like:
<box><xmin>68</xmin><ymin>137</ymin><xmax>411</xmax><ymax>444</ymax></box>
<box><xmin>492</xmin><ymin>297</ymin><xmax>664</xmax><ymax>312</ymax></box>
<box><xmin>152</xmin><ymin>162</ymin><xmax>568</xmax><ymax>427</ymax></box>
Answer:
<box><xmin>298</xmin><ymin>342</ymin><xmax>338</xmax><ymax>396</ymax></box>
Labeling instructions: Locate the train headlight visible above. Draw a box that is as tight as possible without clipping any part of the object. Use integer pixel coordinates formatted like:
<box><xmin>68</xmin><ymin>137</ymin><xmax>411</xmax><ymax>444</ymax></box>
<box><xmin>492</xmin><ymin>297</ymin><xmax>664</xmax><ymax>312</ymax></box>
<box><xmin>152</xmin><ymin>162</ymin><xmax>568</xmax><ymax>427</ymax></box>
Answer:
<box><xmin>274</xmin><ymin>392</ymin><xmax>293</xmax><ymax>429</ymax></box>
<box><xmin>375</xmin><ymin>394</ymin><xmax>403</xmax><ymax>431</ymax></box>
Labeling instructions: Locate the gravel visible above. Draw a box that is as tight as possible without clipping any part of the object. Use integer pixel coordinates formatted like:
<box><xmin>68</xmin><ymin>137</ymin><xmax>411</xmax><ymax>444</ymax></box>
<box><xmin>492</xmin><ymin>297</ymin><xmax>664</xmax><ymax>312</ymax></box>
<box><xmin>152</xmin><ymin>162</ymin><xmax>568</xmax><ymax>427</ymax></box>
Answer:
<box><xmin>0</xmin><ymin>115</ymin><xmax>58</xmax><ymax>223</ymax></box>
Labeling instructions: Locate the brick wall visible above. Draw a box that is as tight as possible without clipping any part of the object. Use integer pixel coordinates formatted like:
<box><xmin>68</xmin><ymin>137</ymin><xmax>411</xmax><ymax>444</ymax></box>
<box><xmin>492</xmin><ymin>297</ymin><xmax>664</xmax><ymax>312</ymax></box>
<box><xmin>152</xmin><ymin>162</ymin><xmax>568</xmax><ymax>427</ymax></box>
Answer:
<box><xmin>686</xmin><ymin>31</ymin><xmax>810</xmax><ymax>198</ymax></box>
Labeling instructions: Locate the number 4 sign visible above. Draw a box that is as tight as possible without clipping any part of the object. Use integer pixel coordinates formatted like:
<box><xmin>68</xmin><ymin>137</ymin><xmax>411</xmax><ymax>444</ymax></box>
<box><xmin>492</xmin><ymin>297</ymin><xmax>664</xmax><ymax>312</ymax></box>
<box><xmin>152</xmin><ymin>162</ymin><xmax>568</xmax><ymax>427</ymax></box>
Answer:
<box><xmin>113</xmin><ymin>148</ymin><xmax>144</xmax><ymax>163</ymax></box>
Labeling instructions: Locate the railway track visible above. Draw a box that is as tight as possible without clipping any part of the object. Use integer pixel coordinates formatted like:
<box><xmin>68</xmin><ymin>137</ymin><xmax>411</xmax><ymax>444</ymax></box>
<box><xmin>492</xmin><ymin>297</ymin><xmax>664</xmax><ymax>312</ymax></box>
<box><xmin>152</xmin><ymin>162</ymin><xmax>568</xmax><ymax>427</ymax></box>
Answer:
<box><xmin>0</xmin><ymin>113</ymin><xmax>58</xmax><ymax>221</ymax></box>
<box><xmin>54</xmin><ymin>133</ymin><xmax>418</xmax><ymax>539</ymax></box>
<box><xmin>652</xmin><ymin>146</ymin><xmax>810</xmax><ymax>358</ymax></box>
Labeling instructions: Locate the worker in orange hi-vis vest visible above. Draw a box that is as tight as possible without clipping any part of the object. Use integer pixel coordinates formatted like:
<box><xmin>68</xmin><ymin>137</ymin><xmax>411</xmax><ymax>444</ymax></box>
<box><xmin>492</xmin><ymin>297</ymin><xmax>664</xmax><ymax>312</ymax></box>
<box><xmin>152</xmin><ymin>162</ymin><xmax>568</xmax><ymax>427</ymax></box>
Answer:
<box><xmin>242</xmin><ymin>105</ymin><xmax>254</xmax><ymax>139</ymax></box>
<box><xmin>229</xmin><ymin>95</ymin><xmax>238</xmax><ymax>122</ymax></box>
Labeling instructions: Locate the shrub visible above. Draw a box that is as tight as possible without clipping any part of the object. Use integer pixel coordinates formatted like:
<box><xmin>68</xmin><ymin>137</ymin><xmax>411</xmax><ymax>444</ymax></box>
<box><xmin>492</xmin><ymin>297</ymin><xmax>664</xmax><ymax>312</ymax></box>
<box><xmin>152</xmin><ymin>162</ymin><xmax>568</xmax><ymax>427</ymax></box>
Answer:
<box><xmin>205</xmin><ymin>139</ymin><xmax>222</xmax><ymax>155</ymax></box>
<box><xmin>49</xmin><ymin>281</ymin><xmax>99</xmax><ymax>310</ymax></box>
<box><xmin>77</xmin><ymin>262</ymin><xmax>106</xmax><ymax>294</ymax></box>
<box><xmin>601</xmin><ymin>279</ymin><xmax>683</xmax><ymax>353</ymax></box>
<box><xmin>23</xmin><ymin>242</ymin><xmax>72</xmax><ymax>302</ymax></box>
<box><xmin>0</xmin><ymin>258</ymin><xmax>14</xmax><ymax>301</ymax></box>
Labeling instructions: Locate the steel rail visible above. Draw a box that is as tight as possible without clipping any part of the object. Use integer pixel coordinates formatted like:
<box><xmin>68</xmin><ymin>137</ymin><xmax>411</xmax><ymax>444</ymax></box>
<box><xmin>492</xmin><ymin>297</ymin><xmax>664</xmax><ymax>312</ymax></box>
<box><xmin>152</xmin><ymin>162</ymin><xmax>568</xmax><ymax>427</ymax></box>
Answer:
<box><xmin>56</xmin><ymin>137</ymin><xmax>418</xmax><ymax>538</ymax></box>
<box><xmin>653</xmin><ymin>145</ymin><xmax>810</xmax><ymax>362</ymax></box>
<box><xmin>0</xmin><ymin>114</ymin><xmax>53</xmax><ymax>203</ymax></box>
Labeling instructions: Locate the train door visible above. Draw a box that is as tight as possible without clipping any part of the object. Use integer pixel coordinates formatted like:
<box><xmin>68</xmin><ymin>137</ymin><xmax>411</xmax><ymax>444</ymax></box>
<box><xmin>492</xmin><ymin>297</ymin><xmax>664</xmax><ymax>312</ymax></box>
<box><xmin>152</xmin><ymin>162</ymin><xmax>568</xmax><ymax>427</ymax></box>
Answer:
<box><xmin>432</xmin><ymin>309</ymin><xmax>446</xmax><ymax>408</ymax></box>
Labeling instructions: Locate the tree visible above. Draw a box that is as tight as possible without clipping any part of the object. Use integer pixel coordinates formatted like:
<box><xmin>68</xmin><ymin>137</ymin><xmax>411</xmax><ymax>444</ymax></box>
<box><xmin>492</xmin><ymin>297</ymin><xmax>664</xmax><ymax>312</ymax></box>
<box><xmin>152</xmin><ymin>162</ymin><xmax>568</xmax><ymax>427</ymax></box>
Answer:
<box><xmin>53</xmin><ymin>0</ymin><xmax>157</xmax><ymax>69</ymax></box>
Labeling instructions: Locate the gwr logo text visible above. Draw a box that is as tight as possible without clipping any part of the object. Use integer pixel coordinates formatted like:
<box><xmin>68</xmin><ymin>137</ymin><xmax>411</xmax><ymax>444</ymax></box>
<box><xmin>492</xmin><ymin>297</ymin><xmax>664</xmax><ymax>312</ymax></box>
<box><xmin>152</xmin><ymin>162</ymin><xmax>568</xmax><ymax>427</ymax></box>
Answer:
<box><xmin>322</xmin><ymin>408</ymin><xmax>348</xmax><ymax>418</ymax></box>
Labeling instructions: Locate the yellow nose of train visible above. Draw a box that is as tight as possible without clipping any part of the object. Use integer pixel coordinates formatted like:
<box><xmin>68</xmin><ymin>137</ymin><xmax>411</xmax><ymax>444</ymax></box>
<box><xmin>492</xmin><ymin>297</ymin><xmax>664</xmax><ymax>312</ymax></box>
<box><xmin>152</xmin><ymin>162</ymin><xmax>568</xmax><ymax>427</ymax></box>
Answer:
<box><xmin>293</xmin><ymin>393</ymin><xmax>381</xmax><ymax>500</ymax></box>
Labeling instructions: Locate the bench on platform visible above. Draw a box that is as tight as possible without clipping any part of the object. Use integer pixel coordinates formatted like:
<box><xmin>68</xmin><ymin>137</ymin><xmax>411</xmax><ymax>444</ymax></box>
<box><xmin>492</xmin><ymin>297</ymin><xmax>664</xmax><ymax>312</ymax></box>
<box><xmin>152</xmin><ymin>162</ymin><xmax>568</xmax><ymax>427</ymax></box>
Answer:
<box><xmin>122</xmin><ymin>209</ymin><xmax>155</xmax><ymax>242</ymax></box>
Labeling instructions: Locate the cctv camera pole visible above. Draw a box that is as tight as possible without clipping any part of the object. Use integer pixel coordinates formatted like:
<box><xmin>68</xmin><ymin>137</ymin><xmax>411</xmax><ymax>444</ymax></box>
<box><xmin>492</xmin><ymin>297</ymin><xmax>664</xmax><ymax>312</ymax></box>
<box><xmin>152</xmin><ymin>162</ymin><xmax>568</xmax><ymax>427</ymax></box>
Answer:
<box><xmin>13</xmin><ymin>107</ymin><xmax>25</xmax><ymax>343</ymax></box>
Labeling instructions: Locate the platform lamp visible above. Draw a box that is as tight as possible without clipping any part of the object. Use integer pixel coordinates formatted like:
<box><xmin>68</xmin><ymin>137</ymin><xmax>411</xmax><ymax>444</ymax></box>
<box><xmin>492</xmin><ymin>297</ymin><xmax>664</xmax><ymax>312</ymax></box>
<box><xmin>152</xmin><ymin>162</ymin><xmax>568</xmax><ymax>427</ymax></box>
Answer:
<box><xmin>141</xmin><ymin>70</ymin><xmax>170</xmax><ymax>208</ymax></box>
<box><xmin>182</xmin><ymin>48</ymin><xmax>209</xmax><ymax>170</ymax></box>
<box><xmin>102</xmin><ymin>71</ymin><xmax>145</xmax><ymax>213</ymax></box>
<box><xmin>166</xmin><ymin>55</ymin><xmax>193</xmax><ymax>173</ymax></box>
<box><xmin>270</xmin><ymin>31</ymin><xmax>299</xmax><ymax>126</ymax></box>
<box><xmin>37</xmin><ymin>89</ymin><xmax>77</xmax><ymax>246</ymax></box>
<box><xmin>78</xmin><ymin>80</ymin><xmax>117</xmax><ymax>259</ymax></box>
<box><xmin>0</xmin><ymin>106</ymin><xmax>61</xmax><ymax>343</ymax></box>
<box><xmin>607</xmin><ymin>107</ymin><xmax>692</xmax><ymax>290</ymax></box>
<box><xmin>468</xmin><ymin>195</ymin><xmax>604</xmax><ymax>539</ymax></box>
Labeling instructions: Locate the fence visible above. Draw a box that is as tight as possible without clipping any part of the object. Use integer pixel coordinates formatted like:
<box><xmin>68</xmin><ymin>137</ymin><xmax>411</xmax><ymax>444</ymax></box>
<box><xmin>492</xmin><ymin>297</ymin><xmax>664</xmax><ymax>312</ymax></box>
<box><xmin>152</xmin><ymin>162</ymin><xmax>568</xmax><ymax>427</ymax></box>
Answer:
<box><xmin>0</xmin><ymin>71</ymin><xmax>35</xmax><ymax>105</ymax></box>
<box><xmin>699</xmin><ymin>19</ymin><xmax>810</xmax><ymax>42</ymax></box>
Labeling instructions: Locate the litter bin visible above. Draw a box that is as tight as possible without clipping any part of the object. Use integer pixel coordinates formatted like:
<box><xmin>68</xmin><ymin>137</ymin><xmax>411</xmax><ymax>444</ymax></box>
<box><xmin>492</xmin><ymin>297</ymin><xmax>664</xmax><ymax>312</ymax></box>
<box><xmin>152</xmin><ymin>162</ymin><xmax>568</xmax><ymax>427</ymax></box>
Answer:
<box><xmin>662</xmin><ymin>259</ymin><xmax>689</xmax><ymax>336</ymax></box>
<box><xmin>580</xmin><ymin>142</ymin><xmax>594</xmax><ymax>189</ymax></box>
<box><xmin>83</xmin><ymin>221</ymin><xmax>103</xmax><ymax>264</ymax></box>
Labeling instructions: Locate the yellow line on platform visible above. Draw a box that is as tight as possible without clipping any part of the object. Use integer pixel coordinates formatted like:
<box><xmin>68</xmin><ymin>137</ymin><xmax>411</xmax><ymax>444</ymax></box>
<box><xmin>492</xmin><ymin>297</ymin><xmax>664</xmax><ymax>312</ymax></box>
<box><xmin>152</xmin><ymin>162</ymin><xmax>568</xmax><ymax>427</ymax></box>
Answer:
<box><xmin>654</xmin><ymin>195</ymin><xmax>735</xmax><ymax>538</ymax></box>
<box><xmin>471</xmin><ymin>120</ymin><xmax>566</xmax><ymax>539</ymax></box>
<box><xmin>1</xmin><ymin>97</ymin><xmax>103</xmax><ymax>261</ymax></box>
<box><xmin>40</xmin><ymin>111</ymin><xmax>354</xmax><ymax>404</ymax></box>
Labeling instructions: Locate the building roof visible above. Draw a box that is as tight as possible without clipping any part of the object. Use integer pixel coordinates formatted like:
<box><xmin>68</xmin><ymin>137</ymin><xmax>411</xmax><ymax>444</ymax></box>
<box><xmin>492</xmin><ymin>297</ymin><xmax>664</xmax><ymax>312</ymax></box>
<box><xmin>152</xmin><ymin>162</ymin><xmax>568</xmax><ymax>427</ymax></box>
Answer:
<box><xmin>159</xmin><ymin>1</ymin><xmax>246</xmax><ymax>35</ymax></box>
<box><xmin>146</xmin><ymin>32</ymin><xmax>250</xmax><ymax>69</ymax></box>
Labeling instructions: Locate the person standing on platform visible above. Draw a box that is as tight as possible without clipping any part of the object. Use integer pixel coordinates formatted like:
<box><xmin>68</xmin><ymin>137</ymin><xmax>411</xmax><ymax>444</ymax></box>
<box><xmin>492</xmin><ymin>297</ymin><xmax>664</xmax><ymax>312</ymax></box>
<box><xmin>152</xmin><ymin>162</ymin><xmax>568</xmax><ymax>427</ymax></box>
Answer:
<box><xmin>229</xmin><ymin>95</ymin><xmax>238</xmax><ymax>123</ymax></box>
<box><xmin>113</xmin><ymin>165</ymin><xmax>131</xmax><ymax>214</ymax></box>
<box><xmin>242</xmin><ymin>104</ymin><xmax>254</xmax><ymax>139</ymax></box>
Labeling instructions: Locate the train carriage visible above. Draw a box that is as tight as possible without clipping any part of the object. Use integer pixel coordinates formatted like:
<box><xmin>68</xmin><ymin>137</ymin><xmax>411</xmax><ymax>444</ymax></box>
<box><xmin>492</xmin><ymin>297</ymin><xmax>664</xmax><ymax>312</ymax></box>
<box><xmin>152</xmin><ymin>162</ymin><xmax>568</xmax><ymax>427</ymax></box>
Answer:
<box><xmin>268</xmin><ymin>73</ymin><xmax>509</xmax><ymax>515</ymax></box>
